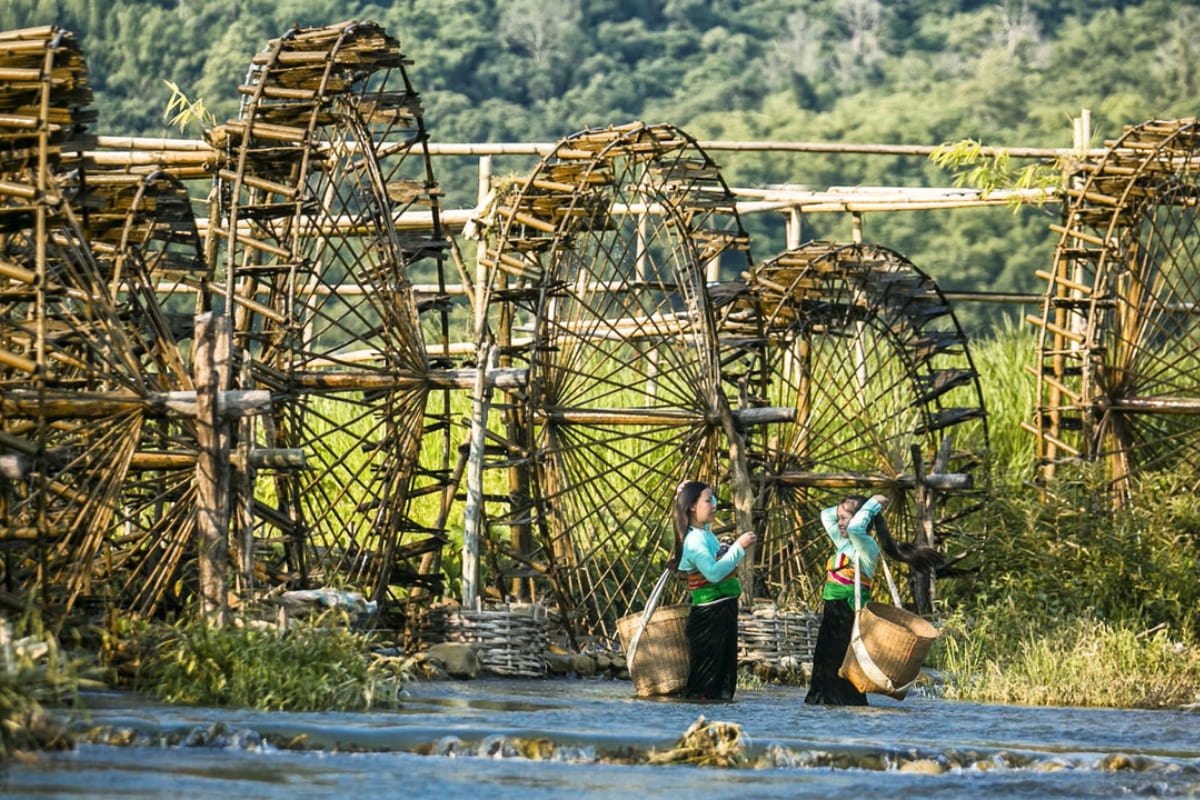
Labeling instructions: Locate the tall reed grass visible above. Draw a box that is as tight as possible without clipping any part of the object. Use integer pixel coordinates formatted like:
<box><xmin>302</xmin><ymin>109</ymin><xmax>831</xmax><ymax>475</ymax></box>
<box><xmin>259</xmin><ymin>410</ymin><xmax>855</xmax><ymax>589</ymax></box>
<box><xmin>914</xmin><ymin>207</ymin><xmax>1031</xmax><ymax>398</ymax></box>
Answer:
<box><xmin>936</xmin><ymin>607</ymin><xmax>1200</xmax><ymax>708</ymax></box>
<box><xmin>932</xmin><ymin>324</ymin><xmax>1200</xmax><ymax>707</ymax></box>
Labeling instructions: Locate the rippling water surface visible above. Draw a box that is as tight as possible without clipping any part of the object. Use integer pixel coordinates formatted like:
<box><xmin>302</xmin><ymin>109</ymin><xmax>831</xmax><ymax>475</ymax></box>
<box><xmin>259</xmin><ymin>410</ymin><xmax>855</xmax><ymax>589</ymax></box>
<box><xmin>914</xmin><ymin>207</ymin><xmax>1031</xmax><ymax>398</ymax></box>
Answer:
<box><xmin>3</xmin><ymin>679</ymin><xmax>1199</xmax><ymax>799</ymax></box>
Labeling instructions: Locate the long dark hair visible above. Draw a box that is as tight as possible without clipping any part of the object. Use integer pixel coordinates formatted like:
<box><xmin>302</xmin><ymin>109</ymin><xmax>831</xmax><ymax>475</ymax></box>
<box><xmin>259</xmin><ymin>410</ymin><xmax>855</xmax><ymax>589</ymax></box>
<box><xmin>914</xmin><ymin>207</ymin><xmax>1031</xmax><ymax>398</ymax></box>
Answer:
<box><xmin>669</xmin><ymin>480</ymin><xmax>708</xmax><ymax>570</ymax></box>
<box><xmin>839</xmin><ymin>495</ymin><xmax>943</xmax><ymax>571</ymax></box>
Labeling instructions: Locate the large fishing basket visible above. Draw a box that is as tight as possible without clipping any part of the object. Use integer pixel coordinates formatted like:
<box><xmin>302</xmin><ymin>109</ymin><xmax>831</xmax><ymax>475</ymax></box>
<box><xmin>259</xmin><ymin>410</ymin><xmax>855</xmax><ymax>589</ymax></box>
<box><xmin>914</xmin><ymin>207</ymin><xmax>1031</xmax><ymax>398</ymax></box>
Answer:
<box><xmin>838</xmin><ymin>601</ymin><xmax>938</xmax><ymax>699</ymax></box>
<box><xmin>616</xmin><ymin>604</ymin><xmax>691</xmax><ymax>697</ymax></box>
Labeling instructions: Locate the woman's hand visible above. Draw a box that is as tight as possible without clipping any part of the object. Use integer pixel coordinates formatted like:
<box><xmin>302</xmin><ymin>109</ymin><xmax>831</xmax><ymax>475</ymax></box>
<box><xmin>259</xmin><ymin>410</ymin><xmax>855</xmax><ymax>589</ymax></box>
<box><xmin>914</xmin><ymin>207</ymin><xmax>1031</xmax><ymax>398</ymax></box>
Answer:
<box><xmin>735</xmin><ymin>530</ymin><xmax>757</xmax><ymax>550</ymax></box>
<box><xmin>869</xmin><ymin>494</ymin><xmax>890</xmax><ymax>508</ymax></box>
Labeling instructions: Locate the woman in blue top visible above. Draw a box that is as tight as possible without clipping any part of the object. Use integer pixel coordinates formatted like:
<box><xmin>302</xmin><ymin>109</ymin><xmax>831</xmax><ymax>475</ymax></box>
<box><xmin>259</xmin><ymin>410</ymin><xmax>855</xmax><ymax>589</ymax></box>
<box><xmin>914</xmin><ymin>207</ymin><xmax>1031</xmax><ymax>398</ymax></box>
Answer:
<box><xmin>804</xmin><ymin>493</ymin><xmax>941</xmax><ymax>706</ymax></box>
<box><xmin>670</xmin><ymin>480</ymin><xmax>756</xmax><ymax>700</ymax></box>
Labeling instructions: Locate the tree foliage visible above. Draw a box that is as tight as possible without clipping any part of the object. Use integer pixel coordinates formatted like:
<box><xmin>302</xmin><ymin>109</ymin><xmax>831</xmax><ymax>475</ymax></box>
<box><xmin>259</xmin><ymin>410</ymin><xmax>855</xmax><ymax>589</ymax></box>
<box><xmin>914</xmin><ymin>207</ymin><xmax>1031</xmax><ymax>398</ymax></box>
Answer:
<box><xmin>2</xmin><ymin>0</ymin><xmax>1195</xmax><ymax>334</ymax></box>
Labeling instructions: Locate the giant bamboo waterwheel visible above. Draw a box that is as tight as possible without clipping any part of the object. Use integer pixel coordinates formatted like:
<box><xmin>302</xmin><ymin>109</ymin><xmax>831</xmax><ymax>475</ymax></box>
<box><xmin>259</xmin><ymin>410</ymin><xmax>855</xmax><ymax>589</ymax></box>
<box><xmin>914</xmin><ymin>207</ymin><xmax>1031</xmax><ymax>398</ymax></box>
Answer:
<box><xmin>212</xmin><ymin>21</ymin><xmax>450</xmax><ymax>607</ymax></box>
<box><xmin>0</xmin><ymin>27</ymin><xmax>160</xmax><ymax>618</ymax></box>
<box><xmin>476</xmin><ymin>122</ymin><xmax>751</xmax><ymax>639</ymax></box>
<box><xmin>1029</xmin><ymin>118</ymin><xmax>1200</xmax><ymax>504</ymax></box>
<box><xmin>83</xmin><ymin>170</ymin><xmax>209</xmax><ymax>616</ymax></box>
<box><xmin>720</xmin><ymin>242</ymin><xmax>989</xmax><ymax>610</ymax></box>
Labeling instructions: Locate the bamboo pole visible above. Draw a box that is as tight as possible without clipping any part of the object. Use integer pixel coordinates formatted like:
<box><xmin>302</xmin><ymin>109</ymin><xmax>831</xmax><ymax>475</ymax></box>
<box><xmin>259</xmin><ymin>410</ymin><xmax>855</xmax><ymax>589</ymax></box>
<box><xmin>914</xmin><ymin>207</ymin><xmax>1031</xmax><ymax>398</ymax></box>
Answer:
<box><xmin>766</xmin><ymin>470</ymin><xmax>972</xmax><ymax>490</ymax></box>
<box><xmin>716</xmin><ymin>388</ymin><xmax>758</xmax><ymax>605</ymax></box>
<box><xmin>0</xmin><ymin>389</ymin><xmax>270</xmax><ymax>418</ymax></box>
<box><xmin>461</xmin><ymin>341</ymin><xmax>495</xmax><ymax>610</ymax></box>
<box><xmin>94</xmin><ymin>135</ymin><xmax>1100</xmax><ymax>160</ymax></box>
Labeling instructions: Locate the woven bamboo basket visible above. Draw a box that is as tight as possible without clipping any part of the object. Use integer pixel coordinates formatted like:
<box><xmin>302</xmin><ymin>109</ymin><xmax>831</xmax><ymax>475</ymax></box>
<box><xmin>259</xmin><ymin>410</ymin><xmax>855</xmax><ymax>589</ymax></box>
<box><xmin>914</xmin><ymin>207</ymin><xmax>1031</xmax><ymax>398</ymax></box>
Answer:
<box><xmin>839</xmin><ymin>601</ymin><xmax>938</xmax><ymax>700</ymax></box>
<box><xmin>616</xmin><ymin>604</ymin><xmax>691</xmax><ymax>697</ymax></box>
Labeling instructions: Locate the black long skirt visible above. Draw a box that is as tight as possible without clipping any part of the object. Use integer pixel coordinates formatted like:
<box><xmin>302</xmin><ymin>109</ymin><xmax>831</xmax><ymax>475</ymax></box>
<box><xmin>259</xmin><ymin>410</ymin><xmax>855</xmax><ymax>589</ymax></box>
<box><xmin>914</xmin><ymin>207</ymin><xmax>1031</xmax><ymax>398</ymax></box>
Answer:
<box><xmin>683</xmin><ymin>595</ymin><xmax>739</xmax><ymax>701</ymax></box>
<box><xmin>804</xmin><ymin>598</ymin><xmax>868</xmax><ymax>706</ymax></box>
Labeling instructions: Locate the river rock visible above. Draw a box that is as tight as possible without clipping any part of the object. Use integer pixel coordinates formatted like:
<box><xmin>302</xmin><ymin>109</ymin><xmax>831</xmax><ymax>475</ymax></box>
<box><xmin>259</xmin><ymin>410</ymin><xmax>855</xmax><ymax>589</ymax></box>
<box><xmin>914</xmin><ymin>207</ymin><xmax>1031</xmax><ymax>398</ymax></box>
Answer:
<box><xmin>424</xmin><ymin>642</ymin><xmax>481</xmax><ymax>679</ymax></box>
<box><xmin>570</xmin><ymin>654</ymin><xmax>597</xmax><ymax>676</ymax></box>
<box><xmin>545</xmin><ymin>652</ymin><xmax>574</xmax><ymax>675</ymax></box>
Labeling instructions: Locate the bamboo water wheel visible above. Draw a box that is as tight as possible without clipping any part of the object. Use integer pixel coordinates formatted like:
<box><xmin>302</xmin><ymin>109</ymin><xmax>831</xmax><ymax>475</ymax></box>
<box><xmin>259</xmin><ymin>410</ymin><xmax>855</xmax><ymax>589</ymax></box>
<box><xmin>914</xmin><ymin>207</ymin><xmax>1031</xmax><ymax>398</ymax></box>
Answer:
<box><xmin>717</xmin><ymin>242</ymin><xmax>989</xmax><ymax>610</ymax></box>
<box><xmin>210</xmin><ymin>21</ymin><xmax>451</xmax><ymax>608</ymax></box>
<box><xmin>1029</xmin><ymin>118</ymin><xmax>1200</xmax><ymax>504</ymax></box>
<box><xmin>0</xmin><ymin>27</ymin><xmax>173</xmax><ymax>617</ymax></box>
<box><xmin>475</xmin><ymin>122</ymin><xmax>751</xmax><ymax>639</ymax></box>
<box><xmin>86</xmin><ymin>171</ymin><xmax>211</xmax><ymax>617</ymax></box>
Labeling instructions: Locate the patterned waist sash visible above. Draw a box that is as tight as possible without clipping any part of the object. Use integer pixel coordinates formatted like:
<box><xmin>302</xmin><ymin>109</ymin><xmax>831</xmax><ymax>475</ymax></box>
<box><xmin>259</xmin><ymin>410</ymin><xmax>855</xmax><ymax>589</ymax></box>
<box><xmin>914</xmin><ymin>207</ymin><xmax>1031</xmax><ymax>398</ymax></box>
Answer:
<box><xmin>685</xmin><ymin>572</ymin><xmax>740</xmax><ymax>604</ymax></box>
<box><xmin>826</xmin><ymin>552</ymin><xmax>872</xmax><ymax>591</ymax></box>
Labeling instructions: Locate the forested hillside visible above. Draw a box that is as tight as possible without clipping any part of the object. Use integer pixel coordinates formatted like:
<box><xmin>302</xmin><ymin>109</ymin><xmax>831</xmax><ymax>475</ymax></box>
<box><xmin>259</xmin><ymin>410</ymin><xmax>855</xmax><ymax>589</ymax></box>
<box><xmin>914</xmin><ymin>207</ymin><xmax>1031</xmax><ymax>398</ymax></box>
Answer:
<box><xmin>4</xmin><ymin>0</ymin><xmax>1198</xmax><ymax>332</ymax></box>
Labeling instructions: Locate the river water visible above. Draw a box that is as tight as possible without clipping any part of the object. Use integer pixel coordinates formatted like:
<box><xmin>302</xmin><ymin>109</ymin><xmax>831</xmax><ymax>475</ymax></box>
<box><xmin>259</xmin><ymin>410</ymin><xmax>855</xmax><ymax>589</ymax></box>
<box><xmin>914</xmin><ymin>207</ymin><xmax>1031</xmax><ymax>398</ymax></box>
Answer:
<box><xmin>3</xmin><ymin>678</ymin><xmax>1199</xmax><ymax>799</ymax></box>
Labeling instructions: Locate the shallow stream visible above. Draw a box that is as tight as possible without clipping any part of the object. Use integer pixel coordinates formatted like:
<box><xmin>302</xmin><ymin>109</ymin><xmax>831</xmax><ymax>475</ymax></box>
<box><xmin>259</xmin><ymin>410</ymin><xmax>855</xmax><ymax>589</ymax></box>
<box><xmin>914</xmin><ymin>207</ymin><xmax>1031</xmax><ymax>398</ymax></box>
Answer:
<box><xmin>3</xmin><ymin>678</ymin><xmax>1199</xmax><ymax>798</ymax></box>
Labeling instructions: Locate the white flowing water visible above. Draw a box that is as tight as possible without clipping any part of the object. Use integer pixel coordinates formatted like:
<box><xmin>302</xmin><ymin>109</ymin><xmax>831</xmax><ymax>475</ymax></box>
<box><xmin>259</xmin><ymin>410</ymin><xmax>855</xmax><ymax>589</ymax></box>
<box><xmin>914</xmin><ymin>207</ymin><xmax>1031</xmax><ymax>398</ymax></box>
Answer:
<box><xmin>3</xmin><ymin>679</ymin><xmax>1198</xmax><ymax>799</ymax></box>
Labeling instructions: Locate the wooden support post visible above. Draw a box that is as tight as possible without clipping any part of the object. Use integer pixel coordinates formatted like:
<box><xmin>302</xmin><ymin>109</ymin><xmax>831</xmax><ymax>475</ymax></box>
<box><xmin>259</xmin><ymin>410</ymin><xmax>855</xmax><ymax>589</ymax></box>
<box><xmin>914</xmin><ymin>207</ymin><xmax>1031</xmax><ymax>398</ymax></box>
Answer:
<box><xmin>234</xmin><ymin>356</ymin><xmax>256</xmax><ymax>604</ymax></box>
<box><xmin>909</xmin><ymin>444</ymin><xmax>933</xmax><ymax>615</ymax></box>
<box><xmin>716</xmin><ymin>390</ymin><xmax>757</xmax><ymax>604</ymax></box>
<box><xmin>471</xmin><ymin>156</ymin><xmax>493</xmax><ymax>340</ymax></box>
<box><xmin>462</xmin><ymin>341</ymin><xmax>495</xmax><ymax>610</ymax></box>
<box><xmin>911</xmin><ymin>436</ymin><xmax>952</xmax><ymax>616</ymax></box>
<box><xmin>194</xmin><ymin>313</ymin><xmax>232</xmax><ymax>626</ymax></box>
<box><xmin>504</xmin><ymin>393</ymin><xmax>534</xmax><ymax>602</ymax></box>
<box><xmin>787</xmin><ymin>207</ymin><xmax>802</xmax><ymax>249</ymax></box>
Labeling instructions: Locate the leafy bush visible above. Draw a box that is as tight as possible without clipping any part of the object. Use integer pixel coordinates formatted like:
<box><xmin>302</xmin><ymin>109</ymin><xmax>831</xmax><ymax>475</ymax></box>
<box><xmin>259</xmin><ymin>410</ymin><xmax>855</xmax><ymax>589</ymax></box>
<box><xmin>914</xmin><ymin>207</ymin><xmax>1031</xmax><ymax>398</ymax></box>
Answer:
<box><xmin>0</xmin><ymin>621</ymin><xmax>96</xmax><ymax>759</ymax></box>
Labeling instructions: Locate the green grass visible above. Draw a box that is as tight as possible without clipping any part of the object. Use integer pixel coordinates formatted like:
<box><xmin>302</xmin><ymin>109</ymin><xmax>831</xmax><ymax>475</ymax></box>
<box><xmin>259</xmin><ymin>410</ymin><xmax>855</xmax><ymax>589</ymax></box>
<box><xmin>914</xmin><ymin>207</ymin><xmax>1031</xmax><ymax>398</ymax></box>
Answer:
<box><xmin>136</xmin><ymin>613</ymin><xmax>413</xmax><ymax>711</ymax></box>
<box><xmin>0</xmin><ymin>619</ymin><xmax>96</xmax><ymax>758</ymax></box>
<box><xmin>925</xmin><ymin>325</ymin><xmax>1200</xmax><ymax>706</ymax></box>
<box><xmin>935</xmin><ymin>606</ymin><xmax>1200</xmax><ymax>708</ymax></box>
<box><xmin>968</xmin><ymin>318</ymin><xmax>1038</xmax><ymax>486</ymax></box>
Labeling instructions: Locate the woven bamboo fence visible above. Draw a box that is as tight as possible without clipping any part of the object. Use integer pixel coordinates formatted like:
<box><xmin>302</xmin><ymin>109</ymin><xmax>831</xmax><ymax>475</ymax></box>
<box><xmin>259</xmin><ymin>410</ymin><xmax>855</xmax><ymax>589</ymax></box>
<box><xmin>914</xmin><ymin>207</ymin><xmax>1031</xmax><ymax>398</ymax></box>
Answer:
<box><xmin>737</xmin><ymin>604</ymin><xmax>821</xmax><ymax>669</ymax></box>
<box><xmin>417</xmin><ymin>603</ymin><xmax>549</xmax><ymax>677</ymax></box>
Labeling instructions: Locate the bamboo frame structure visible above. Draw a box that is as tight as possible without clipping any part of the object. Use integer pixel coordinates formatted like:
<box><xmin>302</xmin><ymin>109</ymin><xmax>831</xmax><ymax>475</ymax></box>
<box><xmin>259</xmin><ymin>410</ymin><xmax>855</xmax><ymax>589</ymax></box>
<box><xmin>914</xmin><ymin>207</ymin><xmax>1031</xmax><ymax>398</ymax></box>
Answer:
<box><xmin>0</xmin><ymin>22</ymin><xmax>997</xmax><ymax>638</ymax></box>
<box><xmin>20</xmin><ymin>19</ymin><xmax>1191</xmax><ymax>644</ymax></box>
<box><xmin>0</xmin><ymin>27</ymin><xmax>176</xmax><ymax>619</ymax></box>
<box><xmin>207</xmin><ymin>20</ymin><xmax>454</xmax><ymax>613</ymax></box>
<box><xmin>470</xmin><ymin>122</ymin><xmax>751</xmax><ymax>641</ymax></box>
<box><xmin>471</xmin><ymin>124</ymin><xmax>992</xmax><ymax>641</ymax></box>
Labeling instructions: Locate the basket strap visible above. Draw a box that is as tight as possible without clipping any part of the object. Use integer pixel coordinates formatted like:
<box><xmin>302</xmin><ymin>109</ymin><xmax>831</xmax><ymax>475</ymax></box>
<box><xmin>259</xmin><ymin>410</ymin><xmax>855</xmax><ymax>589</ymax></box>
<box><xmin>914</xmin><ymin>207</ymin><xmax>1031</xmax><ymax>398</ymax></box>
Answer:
<box><xmin>626</xmin><ymin>568</ymin><xmax>671</xmax><ymax>667</ymax></box>
<box><xmin>853</xmin><ymin>553</ymin><xmax>861</xmax><ymax>612</ymax></box>
<box><xmin>854</xmin><ymin>550</ymin><xmax>902</xmax><ymax>609</ymax></box>
<box><xmin>849</xmin><ymin>611</ymin><xmax>919</xmax><ymax>695</ymax></box>
<box><xmin>879</xmin><ymin>554</ymin><xmax>902</xmax><ymax>606</ymax></box>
